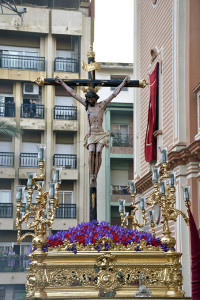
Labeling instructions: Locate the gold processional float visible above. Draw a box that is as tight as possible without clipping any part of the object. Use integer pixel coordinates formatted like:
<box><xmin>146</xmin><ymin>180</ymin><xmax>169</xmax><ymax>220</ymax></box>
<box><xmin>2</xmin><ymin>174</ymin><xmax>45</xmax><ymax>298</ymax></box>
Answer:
<box><xmin>15</xmin><ymin>145</ymin><xmax>191</xmax><ymax>299</ymax></box>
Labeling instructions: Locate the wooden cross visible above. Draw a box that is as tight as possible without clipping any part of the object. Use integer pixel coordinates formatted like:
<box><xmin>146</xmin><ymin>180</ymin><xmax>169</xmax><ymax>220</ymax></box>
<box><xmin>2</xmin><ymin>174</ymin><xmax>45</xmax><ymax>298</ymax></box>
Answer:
<box><xmin>35</xmin><ymin>46</ymin><xmax>148</xmax><ymax>222</ymax></box>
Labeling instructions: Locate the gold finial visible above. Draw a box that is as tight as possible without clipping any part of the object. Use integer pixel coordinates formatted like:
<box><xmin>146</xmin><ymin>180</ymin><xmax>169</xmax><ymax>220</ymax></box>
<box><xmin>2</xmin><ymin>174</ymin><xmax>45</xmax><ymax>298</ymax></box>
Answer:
<box><xmin>139</xmin><ymin>79</ymin><xmax>149</xmax><ymax>88</ymax></box>
<box><xmin>86</xmin><ymin>45</ymin><xmax>95</xmax><ymax>58</ymax></box>
<box><xmin>35</xmin><ymin>77</ymin><xmax>44</xmax><ymax>86</ymax></box>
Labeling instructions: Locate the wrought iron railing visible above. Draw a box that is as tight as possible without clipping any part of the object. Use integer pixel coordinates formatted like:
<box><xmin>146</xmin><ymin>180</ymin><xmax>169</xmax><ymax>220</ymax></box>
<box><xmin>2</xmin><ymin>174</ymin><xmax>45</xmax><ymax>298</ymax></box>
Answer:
<box><xmin>0</xmin><ymin>102</ymin><xmax>15</xmax><ymax>117</ymax></box>
<box><xmin>54</xmin><ymin>105</ymin><xmax>77</xmax><ymax>120</ymax></box>
<box><xmin>20</xmin><ymin>153</ymin><xmax>38</xmax><ymax>167</ymax></box>
<box><xmin>53</xmin><ymin>154</ymin><xmax>77</xmax><ymax>169</ymax></box>
<box><xmin>0</xmin><ymin>255</ymin><xmax>29</xmax><ymax>272</ymax></box>
<box><xmin>0</xmin><ymin>203</ymin><xmax>13</xmax><ymax>218</ymax></box>
<box><xmin>55</xmin><ymin>204</ymin><xmax>76</xmax><ymax>219</ymax></box>
<box><xmin>0</xmin><ymin>152</ymin><xmax>14</xmax><ymax>167</ymax></box>
<box><xmin>54</xmin><ymin>57</ymin><xmax>79</xmax><ymax>73</ymax></box>
<box><xmin>21</xmin><ymin>104</ymin><xmax>45</xmax><ymax>119</ymax></box>
<box><xmin>0</xmin><ymin>53</ymin><xmax>45</xmax><ymax>71</ymax></box>
<box><xmin>111</xmin><ymin>132</ymin><xmax>133</xmax><ymax>147</ymax></box>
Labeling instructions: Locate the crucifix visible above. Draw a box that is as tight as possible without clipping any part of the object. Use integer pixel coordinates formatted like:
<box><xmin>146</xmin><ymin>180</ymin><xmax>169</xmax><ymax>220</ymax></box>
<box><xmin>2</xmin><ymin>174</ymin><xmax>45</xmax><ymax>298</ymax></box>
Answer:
<box><xmin>35</xmin><ymin>46</ymin><xmax>147</xmax><ymax>221</ymax></box>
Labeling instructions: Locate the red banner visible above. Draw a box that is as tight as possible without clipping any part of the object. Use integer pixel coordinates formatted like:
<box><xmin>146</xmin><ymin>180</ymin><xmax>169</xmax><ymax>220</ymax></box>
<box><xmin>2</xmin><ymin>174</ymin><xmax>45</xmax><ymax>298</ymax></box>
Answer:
<box><xmin>188</xmin><ymin>206</ymin><xmax>200</xmax><ymax>299</ymax></box>
<box><xmin>144</xmin><ymin>62</ymin><xmax>159</xmax><ymax>163</ymax></box>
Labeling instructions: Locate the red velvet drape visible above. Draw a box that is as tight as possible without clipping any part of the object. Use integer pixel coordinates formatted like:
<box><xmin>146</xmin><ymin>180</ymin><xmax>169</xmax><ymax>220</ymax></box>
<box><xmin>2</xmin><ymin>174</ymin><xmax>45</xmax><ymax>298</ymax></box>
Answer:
<box><xmin>188</xmin><ymin>206</ymin><xmax>200</xmax><ymax>299</ymax></box>
<box><xmin>144</xmin><ymin>62</ymin><xmax>159</xmax><ymax>163</ymax></box>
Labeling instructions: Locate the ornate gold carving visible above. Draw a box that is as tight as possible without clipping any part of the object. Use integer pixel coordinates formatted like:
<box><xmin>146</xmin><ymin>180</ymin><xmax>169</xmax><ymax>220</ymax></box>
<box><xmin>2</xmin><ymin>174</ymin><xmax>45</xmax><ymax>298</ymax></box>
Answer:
<box><xmin>26</xmin><ymin>249</ymin><xmax>184</xmax><ymax>297</ymax></box>
<box><xmin>86</xmin><ymin>46</ymin><xmax>95</xmax><ymax>58</ymax></box>
<box><xmin>120</xmin><ymin>192</ymin><xmax>147</xmax><ymax>231</ymax></box>
<box><xmin>146</xmin><ymin>159</ymin><xmax>189</xmax><ymax>251</ymax></box>
<box><xmin>81</xmin><ymin>61</ymin><xmax>101</xmax><ymax>73</ymax></box>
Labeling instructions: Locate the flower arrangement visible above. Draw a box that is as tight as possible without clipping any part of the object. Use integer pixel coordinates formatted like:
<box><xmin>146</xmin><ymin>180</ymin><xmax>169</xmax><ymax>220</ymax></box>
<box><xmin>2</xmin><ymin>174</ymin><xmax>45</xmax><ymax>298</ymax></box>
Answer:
<box><xmin>45</xmin><ymin>221</ymin><xmax>169</xmax><ymax>254</ymax></box>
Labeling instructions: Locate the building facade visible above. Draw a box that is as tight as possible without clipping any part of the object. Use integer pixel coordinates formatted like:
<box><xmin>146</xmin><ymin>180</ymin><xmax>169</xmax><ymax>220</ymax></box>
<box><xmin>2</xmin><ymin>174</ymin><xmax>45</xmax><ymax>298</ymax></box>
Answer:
<box><xmin>0</xmin><ymin>1</ymin><xmax>93</xmax><ymax>299</ymax></box>
<box><xmin>134</xmin><ymin>0</ymin><xmax>200</xmax><ymax>296</ymax></box>
<box><xmin>96</xmin><ymin>62</ymin><xmax>134</xmax><ymax>224</ymax></box>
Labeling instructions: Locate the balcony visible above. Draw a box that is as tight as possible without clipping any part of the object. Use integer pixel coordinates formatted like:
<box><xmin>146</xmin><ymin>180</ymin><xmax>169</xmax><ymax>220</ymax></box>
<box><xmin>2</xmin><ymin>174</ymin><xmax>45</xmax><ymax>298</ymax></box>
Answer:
<box><xmin>111</xmin><ymin>133</ymin><xmax>133</xmax><ymax>147</ymax></box>
<box><xmin>0</xmin><ymin>203</ymin><xmax>13</xmax><ymax>218</ymax></box>
<box><xmin>0</xmin><ymin>53</ymin><xmax>45</xmax><ymax>71</ymax></box>
<box><xmin>20</xmin><ymin>153</ymin><xmax>38</xmax><ymax>168</ymax></box>
<box><xmin>53</xmin><ymin>154</ymin><xmax>78</xmax><ymax>180</ymax></box>
<box><xmin>54</xmin><ymin>57</ymin><xmax>79</xmax><ymax>73</ymax></box>
<box><xmin>54</xmin><ymin>106</ymin><xmax>77</xmax><ymax>120</ymax></box>
<box><xmin>0</xmin><ymin>255</ymin><xmax>29</xmax><ymax>272</ymax></box>
<box><xmin>0</xmin><ymin>152</ymin><xmax>14</xmax><ymax>167</ymax></box>
<box><xmin>21</xmin><ymin>104</ymin><xmax>44</xmax><ymax>119</ymax></box>
<box><xmin>0</xmin><ymin>102</ymin><xmax>15</xmax><ymax>117</ymax></box>
<box><xmin>53</xmin><ymin>154</ymin><xmax>77</xmax><ymax>169</ymax></box>
<box><xmin>20</xmin><ymin>104</ymin><xmax>45</xmax><ymax>130</ymax></box>
<box><xmin>111</xmin><ymin>185</ymin><xmax>132</xmax><ymax>203</ymax></box>
<box><xmin>55</xmin><ymin>204</ymin><xmax>76</xmax><ymax>219</ymax></box>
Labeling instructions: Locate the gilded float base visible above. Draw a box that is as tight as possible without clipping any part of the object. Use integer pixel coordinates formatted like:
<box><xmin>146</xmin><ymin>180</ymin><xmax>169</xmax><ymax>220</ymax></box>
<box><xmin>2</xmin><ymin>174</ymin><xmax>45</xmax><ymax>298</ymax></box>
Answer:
<box><xmin>25</xmin><ymin>297</ymin><xmax>191</xmax><ymax>300</ymax></box>
<box><xmin>26</xmin><ymin>249</ymin><xmax>186</xmax><ymax>299</ymax></box>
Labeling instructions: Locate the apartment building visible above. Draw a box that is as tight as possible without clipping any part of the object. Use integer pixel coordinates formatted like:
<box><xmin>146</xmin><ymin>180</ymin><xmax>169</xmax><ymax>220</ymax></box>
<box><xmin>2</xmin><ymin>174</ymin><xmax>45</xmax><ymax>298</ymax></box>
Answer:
<box><xmin>96</xmin><ymin>62</ymin><xmax>134</xmax><ymax>224</ymax></box>
<box><xmin>0</xmin><ymin>1</ymin><xmax>92</xmax><ymax>299</ymax></box>
<box><xmin>134</xmin><ymin>0</ymin><xmax>200</xmax><ymax>296</ymax></box>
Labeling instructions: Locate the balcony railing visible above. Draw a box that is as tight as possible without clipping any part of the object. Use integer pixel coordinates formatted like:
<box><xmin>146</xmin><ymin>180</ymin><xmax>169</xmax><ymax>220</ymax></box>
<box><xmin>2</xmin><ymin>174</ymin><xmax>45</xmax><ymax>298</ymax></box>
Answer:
<box><xmin>111</xmin><ymin>133</ymin><xmax>133</xmax><ymax>147</ymax></box>
<box><xmin>54</xmin><ymin>57</ymin><xmax>79</xmax><ymax>73</ymax></box>
<box><xmin>21</xmin><ymin>104</ymin><xmax>45</xmax><ymax>119</ymax></box>
<box><xmin>20</xmin><ymin>153</ymin><xmax>38</xmax><ymax>167</ymax></box>
<box><xmin>0</xmin><ymin>103</ymin><xmax>15</xmax><ymax>117</ymax></box>
<box><xmin>54</xmin><ymin>106</ymin><xmax>77</xmax><ymax>120</ymax></box>
<box><xmin>55</xmin><ymin>204</ymin><xmax>76</xmax><ymax>219</ymax></box>
<box><xmin>0</xmin><ymin>152</ymin><xmax>14</xmax><ymax>167</ymax></box>
<box><xmin>0</xmin><ymin>255</ymin><xmax>29</xmax><ymax>272</ymax></box>
<box><xmin>0</xmin><ymin>53</ymin><xmax>45</xmax><ymax>71</ymax></box>
<box><xmin>53</xmin><ymin>154</ymin><xmax>77</xmax><ymax>169</ymax></box>
<box><xmin>111</xmin><ymin>185</ymin><xmax>130</xmax><ymax>195</ymax></box>
<box><xmin>0</xmin><ymin>203</ymin><xmax>13</xmax><ymax>218</ymax></box>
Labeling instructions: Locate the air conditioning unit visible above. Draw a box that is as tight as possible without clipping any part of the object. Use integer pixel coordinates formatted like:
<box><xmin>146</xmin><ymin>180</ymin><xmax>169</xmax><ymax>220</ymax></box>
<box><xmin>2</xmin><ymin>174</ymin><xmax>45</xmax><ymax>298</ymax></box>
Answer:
<box><xmin>23</xmin><ymin>83</ymin><xmax>39</xmax><ymax>95</ymax></box>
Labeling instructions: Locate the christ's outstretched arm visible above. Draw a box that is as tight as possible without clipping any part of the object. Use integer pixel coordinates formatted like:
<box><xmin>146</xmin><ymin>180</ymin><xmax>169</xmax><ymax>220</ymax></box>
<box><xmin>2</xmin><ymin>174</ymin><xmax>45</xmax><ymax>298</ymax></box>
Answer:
<box><xmin>102</xmin><ymin>76</ymin><xmax>131</xmax><ymax>107</ymax></box>
<box><xmin>55</xmin><ymin>76</ymin><xmax>86</xmax><ymax>106</ymax></box>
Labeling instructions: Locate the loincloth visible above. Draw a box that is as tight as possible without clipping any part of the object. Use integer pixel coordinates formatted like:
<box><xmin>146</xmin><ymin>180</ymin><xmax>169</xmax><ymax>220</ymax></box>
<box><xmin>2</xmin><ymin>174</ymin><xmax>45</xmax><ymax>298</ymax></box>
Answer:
<box><xmin>84</xmin><ymin>131</ymin><xmax>110</xmax><ymax>149</ymax></box>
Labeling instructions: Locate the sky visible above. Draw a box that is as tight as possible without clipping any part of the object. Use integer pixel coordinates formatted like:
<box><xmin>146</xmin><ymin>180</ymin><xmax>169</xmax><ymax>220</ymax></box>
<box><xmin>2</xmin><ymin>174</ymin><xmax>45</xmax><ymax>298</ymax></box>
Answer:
<box><xmin>94</xmin><ymin>0</ymin><xmax>134</xmax><ymax>63</ymax></box>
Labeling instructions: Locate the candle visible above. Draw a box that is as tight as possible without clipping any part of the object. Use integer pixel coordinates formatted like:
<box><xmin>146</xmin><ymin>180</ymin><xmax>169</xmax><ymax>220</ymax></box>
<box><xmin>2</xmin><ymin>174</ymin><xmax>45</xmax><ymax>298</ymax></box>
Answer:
<box><xmin>49</xmin><ymin>183</ymin><xmax>55</xmax><ymax>199</ymax></box>
<box><xmin>140</xmin><ymin>198</ymin><xmax>145</xmax><ymax>210</ymax></box>
<box><xmin>119</xmin><ymin>199</ymin><xmax>125</xmax><ymax>213</ymax></box>
<box><xmin>184</xmin><ymin>188</ymin><xmax>189</xmax><ymax>201</ymax></box>
<box><xmin>38</xmin><ymin>147</ymin><xmax>44</xmax><ymax>161</ymax></box>
<box><xmin>16</xmin><ymin>188</ymin><xmax>22</xmax><ymax>201</ymax></box>
<box><xmin>125</xmin><ymin>212</ymin><xmax>129</xmax><ymax>226</ymax></box>
<box><xmin>16</xmin><ymin>186</ymin><xmax>25</xmax><ymax>202</ymax></box>
<box><xmin>152</xmin><ymin>168</ymin><xmax>158</xmax><ymax>182</ymax></box>
<box><xmin>37</xmin><ymin>144</ymin><xmax>46</xmax><ymax>162</ymax></box>
<box><xmin>161</xmin><ymin>149</ymin><xmax>167</xmax><ymax>163</ymax></box>
<box><xmin>170</xmin><ymin>173</ymin><xmax>174</xmax><ymax>187</ymax></box>
<box><xmin>54</xmin><ymin>169</ymin><xmax>61</xmax><ymax>183</ymax></box>
<box><xmin>130</xmin><ymin>180</ymin><xmax>135</xmax><ymax>194</ymax></box>
<box><xmin>149</xmin><ymin>211</ymin><xmax>153</xmax><ymax>222</ymax></box>
<box><xmin>160</xmin><ymin>181</ymin><xmax>165</xmax><ymax>194</ymax></box>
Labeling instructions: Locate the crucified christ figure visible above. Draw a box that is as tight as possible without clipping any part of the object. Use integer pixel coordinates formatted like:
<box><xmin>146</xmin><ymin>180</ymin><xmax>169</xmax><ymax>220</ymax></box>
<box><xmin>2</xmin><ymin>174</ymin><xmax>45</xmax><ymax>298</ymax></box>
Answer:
<box><xmin>55</xmin><ymin>76</ymin><xmax>130</xmax><ymax>187</ymax></box>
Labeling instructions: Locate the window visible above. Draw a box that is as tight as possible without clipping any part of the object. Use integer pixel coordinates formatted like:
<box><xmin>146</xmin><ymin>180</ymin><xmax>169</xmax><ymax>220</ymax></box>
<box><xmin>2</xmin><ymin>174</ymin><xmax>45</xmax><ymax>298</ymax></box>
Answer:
<box><xmin>59</xmin><ymin>191</ymin><xmax>73</xmax><ymax>204</ymax></box>
<box><xmin>55</xmin><ymin>144</ymin><xmax>74</xmax><ymax>155</ymax></box>
<box><xmin>110</xmin><ymin>75</ymin><xmax>128</xmax><ymax>91</ymax></box>
<box><xmin>0</xmin><ymin>190</ymin><xmax>11</xmax><ymax>203</ymax></box>
<box><xmin>0</xmin><ymin>94</ymin><xmax>14</xmax><ymax>117</ymax></box>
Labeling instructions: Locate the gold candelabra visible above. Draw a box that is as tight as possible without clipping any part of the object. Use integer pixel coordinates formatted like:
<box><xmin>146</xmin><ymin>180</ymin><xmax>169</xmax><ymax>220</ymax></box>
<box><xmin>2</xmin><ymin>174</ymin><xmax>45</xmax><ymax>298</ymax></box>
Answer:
<box><xmin>119</xmin><ymin>181</ymin><xmax>147</xmax><ymax>231</ymax></box>
<box><xmin>146</xmin><ymin>147</ymin><xmax>190</xmax><ymax>252</ymax></box>
<box><xmin>16</xmin><ymin>144</ymin><xmax>61</xmax><ymax>255</ymax></box>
